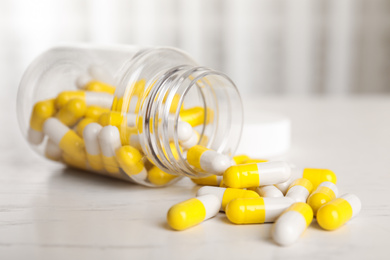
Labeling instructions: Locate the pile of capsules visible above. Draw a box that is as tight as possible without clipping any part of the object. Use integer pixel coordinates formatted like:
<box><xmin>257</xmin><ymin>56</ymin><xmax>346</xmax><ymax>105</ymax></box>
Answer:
<box><xmin>167</xmin><ymin>155</ymin><xmax>362</xmax><ymax>246</ymax></box>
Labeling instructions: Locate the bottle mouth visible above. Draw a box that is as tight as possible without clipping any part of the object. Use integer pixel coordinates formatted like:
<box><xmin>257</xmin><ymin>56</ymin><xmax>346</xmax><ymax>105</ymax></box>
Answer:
<box><xmin>139</xmin><ymin>65</ymin><xmax>243</xmax><ymax>178</ymax></box>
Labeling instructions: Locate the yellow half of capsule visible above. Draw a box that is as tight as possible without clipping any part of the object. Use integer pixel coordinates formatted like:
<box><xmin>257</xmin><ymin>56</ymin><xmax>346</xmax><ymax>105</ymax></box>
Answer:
<box><xmin>287</xmin><ymin>202</ymin><xmax>313</xmax><ymax>226</ymax></box>
<box><xmin>302</xmin><ymin>169</ymin><xmax>337</xmax><ymax>190</ymax></box>
<box><xmin>180</xmin><ymin>107</ymin><xmax>213</xmax><ymax>127</ymax></box>
<box><xmin>30</xmin><ymin>99</ymin><xmax>56</xmax><ymax>131</ymax></box>
<box><xmin>147</xmin><ymin>166</ymin><xmax>178</xmax><ymax>186</ymax></box>
<box><xmin>62</xmin><ymin>153</ymin><xmax>88</xmax><ymax>171</ymax></box>
<box><xmin>307</xmin><ymin>186</ymin><xmax>336</xmax><ymax>216</ymax></box>
<box><xmin>222</xmin><ymin>189</ymin><xmax>260</xmax><ymax>211</ymax></box>
<box><xmin>86</xmin><ymin>154</ymin><xmax>103</xmax><ymax>171</ymax></box>
<box><xmin>233</xmin><ymin>154</ymin><xmax>251</xmax><ymax>165</ymax></box>
<box><xmin>243</xmin><ymin>159</ymin><xmax>268</xmax><ymax>164</ymax></box>
<box><xmin>191</xmin><ymin>175</ymin><xmax>219</xmax><ymax>186</ymax></box>
<box><xmin>223</xmin><ymin>164</ymin><xmax>260</xmax><ymax>188</ymax></box>
<box><xmin>287</xmin><ymin>178</ymin><xmax>313</xmax><ymax>193</ymax></box>
<box><xmin>167</xmin><ymin>198</ymin><xmax>206</xmax><ymax>231</ymax></box>
<box><xmin>115</xmin><ymin>145</ymin><xmax>144</xmax><ymax>176</ymax></box>
<box><xmin>226</xmin><ymin>198</ymin><xmax>265</xmax><ymax>224</ymax></box>
<box><xmin>99</xmin><ymin>111</ymin><xmax>124</xmax><ymax>127</ymax></box>
<box><xmin>59</xmin><ymin>130</ymin><xmax>86</xmax><ymax>161</ymax></box>
<box><xmin>85</xmin><ymin>80</ymin><xmax>115</xmax><ymax>94</ymax></box>
<box><xmin>85</xmin><ymin>106</ymin><xmax>110</xmax><ymax>121</ymax></box>
<box><xmin>55</xmin><ymin>91</ymin><xmax>86</xmax><ymax>109</ymax></box>
<box><xmin>102</xmin><ymin>155</ymin><xmax>120</xmax><ymax>174</ymax></box>
<box><xmin>316</xmin><ymin>198</ymin><xmax>353</xmax><ymax>231</ymax></box>
<box><xmin>187</xmin><ymin>145</ymin><xmax>209</xmax><ymax>169</ymax></box>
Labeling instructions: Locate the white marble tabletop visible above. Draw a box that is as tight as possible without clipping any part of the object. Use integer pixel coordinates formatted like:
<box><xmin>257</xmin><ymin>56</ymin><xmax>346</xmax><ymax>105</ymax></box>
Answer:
<box><xmin>1</xmin><ymin>96</ymin><xmax>389</xmax><ymax>260</ymax></box>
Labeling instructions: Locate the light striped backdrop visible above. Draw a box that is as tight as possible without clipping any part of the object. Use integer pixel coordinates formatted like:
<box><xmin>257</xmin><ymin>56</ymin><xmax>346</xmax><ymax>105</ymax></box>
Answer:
<box><xmin>1</xmin><ymin>0</ymin><xmax>390</xmax><ymax>99</ymax></box>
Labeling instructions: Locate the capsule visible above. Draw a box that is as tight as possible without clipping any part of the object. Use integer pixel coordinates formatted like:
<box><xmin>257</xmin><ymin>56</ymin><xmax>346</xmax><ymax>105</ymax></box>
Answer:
<box><xmin>44</xmin><ymin>139</ymin><xmax>62</xmax><ymax>161</ymax></box>
<box><xmin>115</xmin><ymin>145</ymin><xmax>146</xmax><ymax>178</ymax></box>
<box><xmin>285</xmin><ymin>178</ymin><xmax>313</xmax><ymax>203</ymax></box>
<box><xmin>271</xmin><ymin>202</ymin><xmax>313</xmax><ymax>246</ymax></box>
<box><xmin>83</xmin><ymin>123</ymin><xmax>104</xmax><ymax>171</ymax></box>
<box><xmin>98</xmin><ymin>125</ymin><xmax>122</xmax><ymax>175</ymax></box>
<box><xmin>98</xmin><ymin>111</ymin><xmax>124</xmax><ymax>128</ymax></box>
<box><xmin>226</xmin><ymin>197</ymin><xmax>294</xmax><ymax>224</ymax></box>
<box><xmin>232</xmin><ymin>154</ymin><xmax>251</xmax><ymax>165</ymax></box>
<box><xmin>317</xmin><ymin>193</ymin><xmax>361</xmax><ymax>231</ymax></box>
<box><xmin>168</xmin><ymin>119</ymin><xmax>193</xmax><ymax>142</ymax></box>
<box><xmin>85</xmin><ymin>106</ymin><xmax>110</xmax><ymax>121</ymax></box>
<box><xmin>197</xmin><ymin>186</ymin><xmax>260</xmax><ymax>211</ymax></box>
<box><xmin>307</xmin><ymin>181</ymin><xmax>338</xmax><ymax>215</ymax></box>
<box><xmin>55</xmin><ymin>91</ymin><xmax>113</xmax><ymax>109</ymax></box>
<box><xmin>250</xmin><ymin>185</ymin><xmax>284</xmax><ymax>198</ymax></box>
<box><xmin>223</xmin><ymin>161</ymin><xmax>291</xmax><ymax>189</ymax></box>
<box><xmin>147</xmin><ymin>166</ymin><xmax>179</xmax><ymax>186</ymax></box>
<box><xmin>191</xmin><ymin>175</ymin><xmax>222</xmax><ymax>186</ymax></box>
<box><xmin>28</xmin><ymin>99</ymin><xmax>56</xmax><ymax>145</ymax></box>
<box><xmin>187</xmin><ymin>145</ymin><xmax>231</xmax><ymax>175</ymax></box>
<box><xmin>55</xmin><ymin>99</ymin><xmax>86</xmax><ymax>126</ymax></box>
<box><xmin>167</xmin><ymin>194</ymin><xmax>220</xmax><ymax>231</ymax></box>
<box><xmin>243</xmin><ymin>159</ymin><xmax>268</xmax><ymax>164</ymax></box>
<box><xmin>179</xmin><ymin>107</ymin><xmax>213</xmax><ymax>127</ymax></box>
<box><xmin>85</xmin><ymin>80</ymin><xmax>115</xmax><ymax>94</ymax></box>
<box><xmin>179</xmin><ymin>130</ymin><xmax>199</xmax><ymax>149</ymax></box>
<box><xmin>43</xmin><ymin>118</ymin><xmax>86</xmax><ymax>161</ymax></box>
<box><xmin>75</xmin><ymin>118</ymin><xmax>97</xmax><ymax>138</ymax></box>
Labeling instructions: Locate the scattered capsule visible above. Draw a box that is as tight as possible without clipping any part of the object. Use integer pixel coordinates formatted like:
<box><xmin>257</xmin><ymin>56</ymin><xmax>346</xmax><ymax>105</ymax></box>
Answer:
<box><xmin>191</xmin><ymin>175</ymin><xmax>222</xmax><ymax>186</ymax></box>
<box><xmin>43</xmin><ymin>118</ymin><xmax>86</xmax><ymax>161</ymax></box>
<box><xmin>85</xmin><ymin>80</ymin><xmax>115</xmax><ymax>94</ymax></box>
<box><xmin>307</xmin><ymin>182</ymin><xmax>338</xmax><ymax>215</ymax></box>
<box><xmin>98</xmin><ymin>126</ymin><xmax>122</xmax><ymax>175</ymax></box>
<box><xmin>197</xmin><ymin>186</ymin><xmax>260</xmax><ymax>211</ymax></box>
<box><xmin>44</xmin><ymin>139</ymin><xmax>62</xmax><ymax>161</ymax></box>
<box><xmin>147</xmin><ymin>166</ymin><xmax>179</xmax><ymax>186</ymax></box>
<box><xmin>180</xmin><ymin>107</ymin><xmax>213</xmax><ymax>127</ymax></box>
<box><xmin>223</xmin><ymin>161</ymin><xmax>291</xmax><ymax>189</ymax></box>
<box><xmin>55</xmin><ymin>99</ymin><xmax>86</xmax><ymax>126</ymax></box>
<box><xmin>115</xmin><ymin>145</ymin><xmax>146</xmax><ymax>177</ymax></box>
<box><xmin>187</xmin><ymin>145</ymin><xmax>232</xmax><ymax>175</ymax></box>
<box><xmin>167</xmin><ymin>194</ymin><xmax>220</xmax><ymax>231</ymax></box>
<box><xmin>55</xmin><ymin>91</ymin><xmax>113</xmax><ymax>109</ymax></box>
<box><xmin>285</xmin><ymin>178</ymin><xmax>313</xmax><ymax>203</ymax></box>
<box><xmin>179</xmin><ymin>130</ymin><xmax>199</xmax><ymax>149</ymax></box>
<box><xmin>85</xmin><ymin>106</ymin><xmax>110</xmax><ymax>121</ymax></box>
<box><xmin>317</xmin><ymin>193</ymin><xmax>361</xmax><ymax>231</ymax></box>
<box><xmin>226</xmin><ymin>197</ymin><xmax>294</xmax><ymax>224</ymax></box>
<box><xmin>83</xmin><ymin>123</ymin><xmax>104</xmax><ymax>171</ymax></box>
<box><xmin>28</xmin><ymin>99</ymin><xmax>56</xmax><ymax>145</ymax></box>
<box><xmin>75</xmin><ymin>118</ymin><xmax>96</xmax><ymax>137</ymax></box>
<box><xmin>271</xmin><ymin>202</ymin><xmax>313</xmax><ymax>246</ymax></box>
<box><xmin>250</xmin><ymin>185</ymin><xmax>284</xmax><ymax>198</ymax></box>
<box><xmin>232</xmin><ymin>154</ymin><xmax>251</xmax><ymax>165</ymax></box>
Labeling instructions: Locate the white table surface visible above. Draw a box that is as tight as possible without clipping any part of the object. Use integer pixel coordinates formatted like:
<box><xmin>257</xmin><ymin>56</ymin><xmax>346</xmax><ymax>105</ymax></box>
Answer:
<box><xmin>1</xmin><ymin>96</ymin><xmax>389</xmax><ymax>260</ymax></box>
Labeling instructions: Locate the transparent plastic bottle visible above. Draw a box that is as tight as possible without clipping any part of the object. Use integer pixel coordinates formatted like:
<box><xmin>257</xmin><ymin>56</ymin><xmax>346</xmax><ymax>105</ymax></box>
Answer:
<box><xmin>17</xmin><ymin>44</ymin><xmax>243</xmax><ymax>187</ymax></box>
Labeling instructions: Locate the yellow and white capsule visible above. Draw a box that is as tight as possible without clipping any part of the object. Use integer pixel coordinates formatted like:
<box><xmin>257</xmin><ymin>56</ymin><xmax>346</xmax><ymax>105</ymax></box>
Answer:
<box><xmin>275</xmin><ymin>167</ymin><xmax>337</xmax><ymax>194</ymax></box>
<box><xmin>225</xmin><ymin>197</ymin><xmax>294</xmax><ymax>224</ymax></box>
<box><xmin>83</xmin><ymin>123</ymin><xmax>104</xmax><ymax>171</ymax></box>
<box><xmin>250</xmin><ymin>185</ymin><xmax>284</xmax><ymax>198</ymax></box>
<box><xmin>307</xmin><ymin>181</ymin><xmax>338</xmax><ymax>215</ymax></box>
<box><xmin>167</xmin><ymin>194</ymin><xmax>220</xmax><ymax>231</ymax></box>
<box><xmin>285</xmin><ymin>178</ymin><xmax>313</xmax><ymax>203</ymax></box>
<box><xmin>147</xmin><ymin>166</ymin><xmax>179</xmax><ymax>186</ymax></box>
<box><xmin>191</xmin><ymin>175</ymin><xmax>222</xmax><ymax>186</ymax></box>
<box><xmin>187</xmin><ymin>145</ymin><xmax>232</xmax><ymax>175</ymax></box>
<box><xmin>223</xmin><ymin>161</ymin><xmax>291</xmax><ymax>189</ymax></box>
<box><xmin>197</xmin><ymin>186</ymin><xmax>260</xmax><ymax>211</ymax></box>
<box><xmin>75</xmin><ymin>118</ymin><xmax>96</xmax><ymax>137</ymax></box>
<box><xmin>85</xmin><ymin>106</ymin><xmax>110</xmax><ymax>121</ymax></box>
<box><xmin>43</xmin><ymin>118</ymin><xmax>86</xmax><ymax>161</ymax></box>
<box><xmin>55</xmin><ymin>99</ymin><xmax>86</xmax><ymax>126</ymax></box>
<box><xmin>55</xmin><ymin>91</ymin><xmax>113</xmax><ymax>109</ymax></box>
<box><xmin>28</xmin><ymin>99</ymin><xmax>56</xmax><ymax>145</ymax></box>
<box><xmin>44</xmin><ymin>139</ymin><xmax>62</xmax><ymax>161</ymax></box>
<box><xmin>271</xmin><ymin>202</ymin><xmax>313</xmax><ymax>246</ymax></box>
<box><xmin>115</xmin><ymin>145</ymin><xmax>147</xmax><ymax>179</ymax></box>
<box><xmin>98</xmin><ymin>125</ymin><xmax>122</xmax><ymax>175</ymax></box>
<box><xmin>317</xmin><ymin>193</ymin><xmax>361</xmax><ymax>231</ymax></box>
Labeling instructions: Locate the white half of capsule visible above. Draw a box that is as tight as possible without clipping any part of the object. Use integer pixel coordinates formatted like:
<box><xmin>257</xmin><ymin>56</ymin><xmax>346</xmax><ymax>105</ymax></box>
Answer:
<box><xmin>98</xmin><ymin>126</ymin><xmax>122</xmax><ymax>157</ymax></box>
<box><xmin>88</xmin><ymin>65</ymin><xmax>114</xmax><ymax>85</ymax></box>
<box><xmin>264</xmin><ymin>197</ymin><xmax>294</xmax><ymax>222</ymax></box>
<box><xmin>257</xmin><ymin>161</ymin><xmax>292</xmax><ymax>186</ymax></box>
<box><xmin>272</xmin><ymin>210</ymin><xmax>307</xmax><ymax>246</ymax></box>
<box><xmin>27</xmin><ymin>128</ymin><xmax>44</xmax><ymax>145</ymax></box>
<box><xmin>340</xmin><ymin>193</ymin><xmax>362</xmax><ymax>218</ymax></box>
<box><xmin>128</xmin><ymin>96</ymin><xmax>139</xmax><ymax>113</ymax></box>
<box><xmin>317</xmin><ymin>181</ymin><xmax>339</xmax><ymax>197</ymax></box>
<box><xmin>286</xmin><ymin>186</ymin><xmax>311</xmax><ymax>203</ymax></box>
<box><xmin>45</xmin><ymin>139</ymin><xmax>62</xmax><ymax>160</ymax></box>
<box><xmin>43</xmin><ymin>118</ymin><xmax>69</xmax><ymax>145</ymax></box>
<box><xmin>127</xmin><ymin>113</ymin><xmax>137</xmax><ymax>127</ymax></box>
<box><xmin>255</xmin><ymin>185</ymin><xmax>284</xmax><ymax>198</ymax></box>
<box><xmin>75</xmin><ymin>73</ymin><xmax>91</xmax><ymax>89</ymax></box>
<box><xmin>200</xmin><ymin>150</ymin><xmax>233</xmax><ymax>175</ymax></box>
<box><xmin>85</xmin><ymin>91</ymin><xmax>114</xmax><ymax>109</ymax></box>
<box><xmin>130</xmin><ymin>168</ymin><xmax>148</xmax><ymax>182</ymax></box>
<box><xmin>196</xmin><ymin>186</ymin><xmax>226</xmax><ymax>210</ymax></box>
<box><xmin>180</xmin><ymin>130</ymin><xmax>199</xmax><ymax>149</ymax></box>
<box><xmin>274</xmin><ymin>172</ymin><xmax>299</xmax><ymax>195</ymax></box>
<box><xmin>83</xmin><ymin>123</ymin><xmax>103</xmax><ymax>156</ymax></box>
<box><xmin>196</xmin><ymin>194</ymin><xmax>221</xmax><ymax>220</ymax></box>
<box><xmin>168</xmin><ymin>120</ymin><xmax>193</xmax><ymax>141</ymax></box>
<box><xmin>129</xmin><ymin>134</ymin><xmax>142</xmax><ymax>150</ymax></box>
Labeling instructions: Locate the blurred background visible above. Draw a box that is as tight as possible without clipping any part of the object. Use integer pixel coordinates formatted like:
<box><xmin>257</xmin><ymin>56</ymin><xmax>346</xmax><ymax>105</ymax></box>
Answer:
<box><xmin>1</xmin><ymin>0</ymin><xmax>390</xmax><ymax>100</ymax></box>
